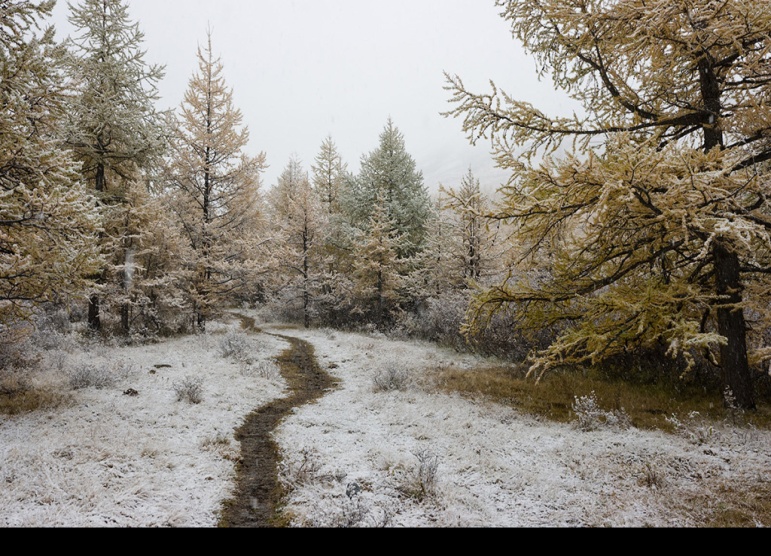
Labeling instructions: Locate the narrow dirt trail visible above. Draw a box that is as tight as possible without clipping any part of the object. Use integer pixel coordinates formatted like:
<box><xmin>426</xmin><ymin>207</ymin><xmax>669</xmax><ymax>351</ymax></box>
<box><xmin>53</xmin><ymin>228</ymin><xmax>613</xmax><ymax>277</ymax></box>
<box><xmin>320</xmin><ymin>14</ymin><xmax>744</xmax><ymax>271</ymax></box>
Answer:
<box><xmin>219</xmin><ymin>315</ymin><xmax>337</xmax><ymax>528</ymax></box>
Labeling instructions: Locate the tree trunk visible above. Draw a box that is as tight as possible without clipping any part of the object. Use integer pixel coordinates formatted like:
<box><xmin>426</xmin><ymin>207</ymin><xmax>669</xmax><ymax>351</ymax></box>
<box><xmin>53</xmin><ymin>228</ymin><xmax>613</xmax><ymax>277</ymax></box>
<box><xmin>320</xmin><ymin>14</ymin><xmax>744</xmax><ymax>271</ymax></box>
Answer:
<box><xmin>303</xmin><ymin>232</ymin><xmax>310</xmax><ymax>329</ymax></box>
<box><xmin>713</xmin><ymin>242</ymin><xmax>755</xmax><ymax>410</ymax></box>
<box><xmin>88</xmin><ymin>161</ymin><xmax>106</xmax><ymax>333</ymax></box>
<box><xmin>120</xmin><ymin>303</ymin><xmax>130</xmax><ymax>337</ymax></box>
<box><xmin>196</xmin><ymin>305</ymin><xmax>206</xmax><ymax>334</ymax></box>
<box><xmin>697</xmin><ymin>60</ymin><xmax>754</xmax><ymax>409</ymax></box>
<box><xmin>88</xmin><ymin>293</ymin><xmax>101</xmax><ymax>333</ymax></box>
<box><xmin>95</xmin><ymin>162</ymin><xmax>106</xmax><ymax>193</ymax></box>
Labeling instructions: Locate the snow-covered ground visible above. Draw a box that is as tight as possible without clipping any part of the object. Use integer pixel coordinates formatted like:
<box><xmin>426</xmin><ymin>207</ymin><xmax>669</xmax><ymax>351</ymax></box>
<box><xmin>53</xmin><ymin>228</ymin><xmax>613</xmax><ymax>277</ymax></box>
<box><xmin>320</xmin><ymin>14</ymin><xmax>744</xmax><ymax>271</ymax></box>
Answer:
<box><xmin>1</xmin><ymin>313</ymin><xmax>769</xmax><ymax>527</ymax></box>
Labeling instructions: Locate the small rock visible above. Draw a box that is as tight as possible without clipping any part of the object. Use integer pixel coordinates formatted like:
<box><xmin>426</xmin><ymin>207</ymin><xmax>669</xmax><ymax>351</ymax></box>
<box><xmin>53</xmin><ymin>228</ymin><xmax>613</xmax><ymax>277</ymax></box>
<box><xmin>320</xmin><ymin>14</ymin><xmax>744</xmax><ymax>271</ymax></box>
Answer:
<box><xmin>346</xmin><ymin>482</ymin><xmax>362</xmax><ymax>498</ymax></box>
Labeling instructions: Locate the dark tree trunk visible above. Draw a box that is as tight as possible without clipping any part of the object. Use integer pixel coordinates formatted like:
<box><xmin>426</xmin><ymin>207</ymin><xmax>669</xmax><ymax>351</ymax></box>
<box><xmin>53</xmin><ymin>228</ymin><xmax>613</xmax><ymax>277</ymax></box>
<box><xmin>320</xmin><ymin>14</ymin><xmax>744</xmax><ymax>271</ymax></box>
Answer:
<box><xmin>697</xmin><ymin>60</ymin><xmax>755</xmax><ymax>409</ymax></box>
<box><xmin>713</xmin><ymin>242</ymin><xmax>756</xmax><ymax>410</ymax></box>
<box><xmin>303</xmin><ymin>231</ymin><xmax>310</xmax><ymax>330</ymax></box>
<box><xmin>196</xmin><ymin>306</ymin><xmax>206</xmax><ymax>334</ymax></box>
<box><xmin>88</xmin><ymin>293</ymin><xmax>101</xmax><ymax>333</ymax></box>
<box><xmin>88</xmin><ymin>162</ymin><xmax>107</xmax><ymax>333</ymax></box>
<box><xmin>95</xmin><ymin>162</ymin><xmax>106</xmax><ymax>193</ymax></box>
<box><xmin>120</xmin><ymin>303</ymin><xmax>130</xmax><ymax>337</ymax></box>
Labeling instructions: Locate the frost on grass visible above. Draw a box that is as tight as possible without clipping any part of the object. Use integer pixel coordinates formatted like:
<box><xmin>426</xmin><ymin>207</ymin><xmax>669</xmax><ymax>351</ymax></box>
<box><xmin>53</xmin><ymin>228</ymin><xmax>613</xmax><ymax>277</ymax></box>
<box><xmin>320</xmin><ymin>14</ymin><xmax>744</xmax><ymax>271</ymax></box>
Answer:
<box><xmin>218</xmin><ymin>330</ymin><xmax>253</xmax><ymax>361</ymax></box>
<box><xmin>218</xmin><ymin>329</ymin><xmax>279</xmax><ymax>380</ymax></box>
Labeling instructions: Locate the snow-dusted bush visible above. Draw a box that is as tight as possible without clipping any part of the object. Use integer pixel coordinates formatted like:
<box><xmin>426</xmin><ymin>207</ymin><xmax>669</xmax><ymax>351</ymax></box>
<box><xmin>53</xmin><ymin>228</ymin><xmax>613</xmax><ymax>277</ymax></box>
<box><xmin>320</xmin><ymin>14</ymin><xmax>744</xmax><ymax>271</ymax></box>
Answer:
<box><xmin>372</xmin><ymin>367</ymin><xmax>410</xmax><ymax>392</ymax></box>
<box><xmin>173</xmin><ymin>376</ymin><xmax>203</xmax><ymax>404</ymax></box>
<box><xmin>255</xmin><ymin>360</ymin><xmax>280</xmax><ymax>380</ymax></box>
<box><xmin>218</xmin><ymin>330</ymin><xmax>252</xmax><ymax>361</ymax></box>
<box><xmin>281</xmin><ymin>447</ymin><xmax>323</xmax><ymax>488</ymax></box>
<box><xmin>666</xmin><ymin>412</ymin><xmax>715</xmax><ymax>445</ymax></box>
<box><xmin>68</xmin><ymin>364</ymin><xmax>115</xmax><ymax>390</ymax></box>
<box><xmin>414</xmin><ymin>449</ymin><xmax>439</xmax><ymax>499</ymax></box>
<box><xmin>572</xmin><ymin>392</ymin><xmax>631</xmax><ymax>432</ymax></box>
<box><xmin>393</xmin><ymin>449</ymin><xmax>441</xmax><ymax>502</ymax></box>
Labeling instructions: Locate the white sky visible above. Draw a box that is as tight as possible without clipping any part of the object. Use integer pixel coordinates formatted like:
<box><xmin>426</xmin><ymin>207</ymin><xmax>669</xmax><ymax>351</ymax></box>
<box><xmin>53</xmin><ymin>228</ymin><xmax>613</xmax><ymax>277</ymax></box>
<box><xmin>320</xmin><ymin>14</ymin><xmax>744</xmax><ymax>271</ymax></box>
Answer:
<box><xmin>48</xmin><ymin>0</ymin><xmax>578</xmax><ymax>194</ymax></box>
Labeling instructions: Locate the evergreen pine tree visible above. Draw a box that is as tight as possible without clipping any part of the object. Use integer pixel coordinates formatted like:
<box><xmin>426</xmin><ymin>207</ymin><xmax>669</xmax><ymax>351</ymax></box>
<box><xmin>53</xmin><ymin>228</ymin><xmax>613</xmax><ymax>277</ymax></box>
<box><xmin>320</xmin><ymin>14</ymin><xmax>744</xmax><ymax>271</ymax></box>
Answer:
<box><xmin>311</xmin><ymin>135</ymin><xmax>347</xmax><ymax>215</ymax></box>
<box><xmin>343</xmin><ymin>118</ymin><xmax>432</xmax><ymax>259</ymax></box>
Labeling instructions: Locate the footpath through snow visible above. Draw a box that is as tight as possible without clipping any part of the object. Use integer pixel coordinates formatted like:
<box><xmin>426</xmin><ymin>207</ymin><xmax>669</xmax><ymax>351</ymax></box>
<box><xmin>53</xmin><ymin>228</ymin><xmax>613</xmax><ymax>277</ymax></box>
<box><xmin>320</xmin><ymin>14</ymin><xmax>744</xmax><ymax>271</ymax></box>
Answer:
<box><xmin>1</xmin><ymin>314</ymin><xmax>770</xmax><ymax>527</ymax></box>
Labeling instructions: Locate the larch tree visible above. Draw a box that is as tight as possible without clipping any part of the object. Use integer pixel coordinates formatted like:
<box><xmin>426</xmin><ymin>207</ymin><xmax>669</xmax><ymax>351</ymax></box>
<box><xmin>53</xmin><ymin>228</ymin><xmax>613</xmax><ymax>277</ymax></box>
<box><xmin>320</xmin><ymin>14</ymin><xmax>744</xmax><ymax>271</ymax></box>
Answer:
<box><xmin>350</xmin><ymin>190</ymin><xmax>407</xmax><ymax>327</ymax></box>
<box><xmin>0</xmin><ymin>0</ymin><xmax>101</xmax><ymax>326</ymax></box>
<box><xmin>108</xmin><ymin>173</ymin><xmax>193</xmax><ymax>338</ymax></box>
<box><xmin>445</xmin><ymin>0</ymin><xmax>771</xmax><ymax>409</ymax></box>
<box><xmin>164</xmin><ymin>32</ymin><xmax>266</xmax><ymax>331</ymax></box>
<box><xmin>63</xmin><ymin>0</ymin><xmax>167</xmax><ymax>333</ymax></box>
<box><xmin>311</xmin><ymin>135</ymin><xmax>347</xmax><ymax>215</ymax></box>
<box><xmin>310</xmin><ymin>135</ymin><xmax>353</xmax><ymax>317</ymax></box>
<box><xmin>440</xmin><ymin>168</ymin><xmax>498</xmax><ymax>285</ymax></box>
<box><xmin>267</xmin><ymin>157</ymin><xmax>324</xmax><ymax>328</ymax></box>
<box><xmin>410</xmin><ymin>169</ymin><xmax>502</xmax><ymax>300</ymax></box>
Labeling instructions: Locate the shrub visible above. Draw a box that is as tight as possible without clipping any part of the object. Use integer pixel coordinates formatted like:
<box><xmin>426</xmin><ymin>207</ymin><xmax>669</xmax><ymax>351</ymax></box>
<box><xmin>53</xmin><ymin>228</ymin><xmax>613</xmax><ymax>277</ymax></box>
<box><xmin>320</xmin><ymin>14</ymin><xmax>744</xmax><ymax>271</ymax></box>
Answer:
<box><xmin>68</xmin><ymin>364</ymin><xmax>115</xmax><ymax>390</ymax></box>
<box><xmin>280</xmin><ymin>447</ymin><xmax>323</xmax><ymax>491</ymax></box>
<box><xmin>173</xmin><ymin>376</ymin><xmax>204</xmax><ymax>404</ymax></box>
<box><xmin>395</xmin><ymin>449</ymin><xmax>440</xmax><ymax>502</ymax></box>
<box><xmin>414</xmin><ymin>449</ymin><xmax>439</xmax><ymax>500</ymax></box>
<box><xmin>0</xmin><ymin>324</ymin><xmax>40</xmax><ymax>371</ymax></box>
<box><xmin>218</xmin><ymin>330</ymin><xmax>253</xmax><ymax>363</ymax></box>
<box><xmin>665</xmin><ymin>411</ymin><xmax>715</xmax><ymax>445</ymax></box>
<box><xmin>572</xmin><ymin>391</ymin><xmax>631</xmax><ymax>432</ymax></box>
<box><xmin>373</xmin><ymin>367</ymin><xmax>410</xmax><ymax>392</ymax></box>
<box><xmin>237</xmin><ymin>358</ymin><xmax>279</xmax><ymax>380</ymax></box>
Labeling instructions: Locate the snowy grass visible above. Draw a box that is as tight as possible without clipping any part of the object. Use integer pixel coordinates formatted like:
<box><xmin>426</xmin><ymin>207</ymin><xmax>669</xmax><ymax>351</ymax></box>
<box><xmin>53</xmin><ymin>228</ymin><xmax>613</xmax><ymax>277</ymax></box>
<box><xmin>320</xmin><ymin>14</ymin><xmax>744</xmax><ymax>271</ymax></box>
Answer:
<box><xmin>268</xmin><ymin>323</ymin><xmax>771</xmax><ymax>528</ymax></box>
<box><xmin>0</xmin><ymin>316</ymin><xmax>286</xmax><ymax>527</ymax></box>
<box><xmin>1</xmin><ymin>313</ymin><xmax>770</xmax><ymax>527</ymax></box>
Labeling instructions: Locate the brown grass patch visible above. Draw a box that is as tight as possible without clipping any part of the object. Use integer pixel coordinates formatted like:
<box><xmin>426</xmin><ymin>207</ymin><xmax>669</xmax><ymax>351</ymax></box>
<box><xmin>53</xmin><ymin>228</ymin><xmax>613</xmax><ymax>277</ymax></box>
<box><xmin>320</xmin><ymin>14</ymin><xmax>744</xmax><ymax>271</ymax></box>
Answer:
<box><xmin>432</xmin><ymin>364</ymin><xmax>771</xmax><ymax>431</ymax></box>
<box><xmin>0</xmin><ymin>387</ymin><xmax>72</xmax><ymax>415</ymax></box>
<box><xmin>703</xmin><ymin>482</ymin><xmax>771</xmax><ymax>527</ymax></box>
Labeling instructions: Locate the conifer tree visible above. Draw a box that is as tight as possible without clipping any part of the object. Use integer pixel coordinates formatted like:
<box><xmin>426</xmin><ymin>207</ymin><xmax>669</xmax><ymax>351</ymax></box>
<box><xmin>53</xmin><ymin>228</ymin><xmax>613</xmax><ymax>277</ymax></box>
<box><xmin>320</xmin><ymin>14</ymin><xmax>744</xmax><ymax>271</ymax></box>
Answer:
<box><xmin>343</xmin><ymin>118</ymin><xmax>432</xmax><ymax>259</ymax></box>
<box><xmin>350</xmin><ymin>190</ymin><xmax>406</xmax><ymax>327</ymax></box>
<box><xmin>440</xmin><ymin>168</ymin><xmax>491</xmax><ymax>284</ymax></box>
<box><xmin>446</xmin><ymin>0</ymin><xmax>771</xmax><ymax>408</ymax></box>
<box><xmin>311</xmin><ymin>135</ymin><xmax>347</xmax><ymax>215</ymax></box>
<box><xmin>104</xmin><ymin>173</ymin><xmax>192</xmax><ymax>338</ymax></box>
<box><xmin>409</xmin><ymin>170</ymin><xmax>503</xmax><ymax>309</ymax></box>
<box><xmin>63</xmin><ymin>0</ymin><xmax>167</xmax><ymax>333</ymax></box>
<box><xmin>267</xmin><ymin>157</ymin><xmax>324</xmax><ymax>328</ymax></box>
<box><xmin>0</xmin><ymin>0</ymin><xmax>101</xmax><ymax>325</ymax></box>
<box><xmin>164</xmin><ymin>32</ymin><xmax>266</xmax><ymax>331</ymax></box>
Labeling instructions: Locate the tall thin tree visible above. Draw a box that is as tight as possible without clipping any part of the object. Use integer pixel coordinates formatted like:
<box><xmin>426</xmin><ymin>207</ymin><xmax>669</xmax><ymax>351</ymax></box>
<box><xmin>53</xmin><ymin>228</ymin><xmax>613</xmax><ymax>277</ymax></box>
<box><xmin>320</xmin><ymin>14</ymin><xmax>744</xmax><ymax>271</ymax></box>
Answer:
<box><xmin>164</xmin><ymin>31</ymin><xmax>266</xmax><ymax>331</ymax></box>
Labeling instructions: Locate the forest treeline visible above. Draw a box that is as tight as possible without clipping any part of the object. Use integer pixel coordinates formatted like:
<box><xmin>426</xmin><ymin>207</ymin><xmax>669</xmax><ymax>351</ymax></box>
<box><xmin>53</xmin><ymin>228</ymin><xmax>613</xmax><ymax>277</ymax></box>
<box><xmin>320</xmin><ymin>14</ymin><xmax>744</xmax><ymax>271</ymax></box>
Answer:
<box><xmin>3</xmin><ymin>0</ymin><xmax>771</xmax><ymax>409</ymax></box>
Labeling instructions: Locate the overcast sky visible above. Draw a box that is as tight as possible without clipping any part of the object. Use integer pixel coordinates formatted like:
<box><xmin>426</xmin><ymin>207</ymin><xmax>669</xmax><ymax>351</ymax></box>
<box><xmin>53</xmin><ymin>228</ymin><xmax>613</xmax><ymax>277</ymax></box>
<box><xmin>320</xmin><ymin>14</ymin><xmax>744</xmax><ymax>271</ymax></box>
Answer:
<box><xmin>49</xmin><ymin>0</ymin><xmax>576</xmax><ymax>194</ymax></box>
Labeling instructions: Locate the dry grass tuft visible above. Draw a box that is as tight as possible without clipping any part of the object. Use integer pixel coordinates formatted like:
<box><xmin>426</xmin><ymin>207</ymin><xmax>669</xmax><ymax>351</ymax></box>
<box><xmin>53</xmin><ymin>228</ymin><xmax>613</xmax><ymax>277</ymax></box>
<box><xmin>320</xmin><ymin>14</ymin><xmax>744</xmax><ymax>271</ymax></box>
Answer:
<box><xmin>0</xmin><ymin>384</ymin><xmax>72</xmax><ymax>415</ymax></box>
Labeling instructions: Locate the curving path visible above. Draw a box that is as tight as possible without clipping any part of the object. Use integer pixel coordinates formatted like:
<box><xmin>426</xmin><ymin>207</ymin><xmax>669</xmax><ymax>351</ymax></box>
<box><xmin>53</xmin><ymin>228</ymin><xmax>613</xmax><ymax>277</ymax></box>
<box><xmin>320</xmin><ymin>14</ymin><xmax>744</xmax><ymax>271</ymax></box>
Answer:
<box><xmin>219</xmin><ymin>315</ymin><xmax>337</xmax><ymax>528</ymax></box>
